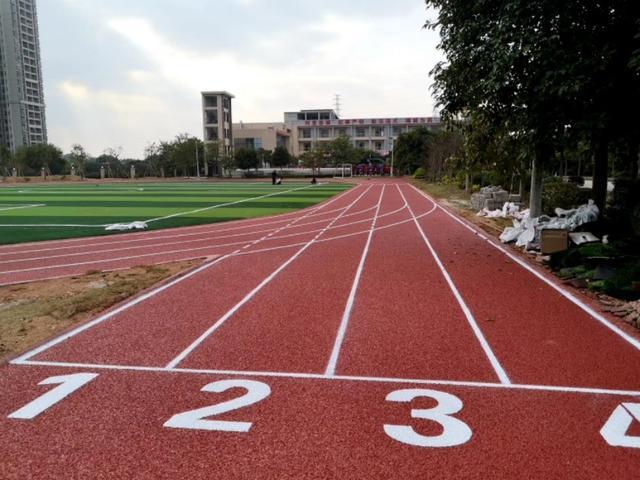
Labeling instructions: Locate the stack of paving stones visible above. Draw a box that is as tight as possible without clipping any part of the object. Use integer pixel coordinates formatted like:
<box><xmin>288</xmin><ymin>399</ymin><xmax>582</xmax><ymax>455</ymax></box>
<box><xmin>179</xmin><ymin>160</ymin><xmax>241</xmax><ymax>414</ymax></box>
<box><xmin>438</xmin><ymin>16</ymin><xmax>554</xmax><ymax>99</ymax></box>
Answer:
<box><xmin>600</xmin><ymin>298</ymin><xmax>640</xmax><ymax>329</ymax></box>
<box><xmin>470</xmin><ymin>186</ymin><xmax>510</xmax><ymax>211</ymax></box>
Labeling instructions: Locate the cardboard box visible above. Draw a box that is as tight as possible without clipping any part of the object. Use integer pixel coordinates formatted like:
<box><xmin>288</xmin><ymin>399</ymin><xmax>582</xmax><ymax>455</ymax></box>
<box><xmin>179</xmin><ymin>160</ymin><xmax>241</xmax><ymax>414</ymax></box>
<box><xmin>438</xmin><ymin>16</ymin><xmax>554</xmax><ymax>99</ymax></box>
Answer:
<box><xmin>540</xmin><ymin>229</ymin><xmax>569</xmax><ymax>254</ymax></box>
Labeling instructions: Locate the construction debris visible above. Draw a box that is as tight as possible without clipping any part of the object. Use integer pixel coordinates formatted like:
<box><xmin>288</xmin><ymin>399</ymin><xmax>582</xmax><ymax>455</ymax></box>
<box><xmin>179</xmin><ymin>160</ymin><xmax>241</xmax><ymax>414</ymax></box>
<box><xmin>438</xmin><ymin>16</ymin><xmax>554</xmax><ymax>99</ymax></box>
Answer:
<box><xmin>105</xmin><ymin>221</ymin><xmax>148</xmax><ymax>231</ymax></box>
<box><xmin>470</xmin><ymin>186</ymin><xmax>510</xmax><ymax>211</ymax></box>
<box><xmin>600</xmin><ymin>298</ymin><xmax>640</xmax><ymax>330</ymax></box>
<box><xmin>499</xmin><ymin>200</ymin><xmax>600</xmax><ymax>249</ymax></box>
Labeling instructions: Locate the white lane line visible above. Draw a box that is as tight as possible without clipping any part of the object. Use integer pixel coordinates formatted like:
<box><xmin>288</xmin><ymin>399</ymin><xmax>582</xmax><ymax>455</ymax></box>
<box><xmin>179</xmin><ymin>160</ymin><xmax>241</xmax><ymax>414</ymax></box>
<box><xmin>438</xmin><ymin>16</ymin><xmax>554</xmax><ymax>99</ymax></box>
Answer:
<box><xmin>0</xmin><ymin>204</ymin><xmax>46</xmax><ymax>212</ymax></box>
<box><xmin>325</xmin><ymin>186</ymin><xmax>386</xmax><ymax>376</ymax></box>
<box><xmin>410</xmin><ymin>184</ymin><xmax>640</xmax><ymax>353</ymax></box>
<box><xmin>0</xmin><ymin>200</ymin><xmax>426</xmax><ymax>279</ymax></box>
<box><xmin>165</xmin><ymin>185</ymin><xmax>377</xmax><ymax>369</ymax></box>
<box><xmin>0</xmin><ymin>202</ymin><xmax>387</xmax><ymax>266</ymax></box>
<box><xmin>398</xmin><ymin>185</ymin><xmax>511</xmax><ymax>385</ymax></box>
<box><xmin>0</xmin><ymin>189</ymin><xmax>356</xmax><ymax>257</ymax></box>
<box><xmin>14</xmin><ymin>359</ymin><xmax>640</xmax><ymax>398</ymax></box>
<box><xmin>10</xmin><ymin>186</ymin><xmax>363</xmax><ymax>363</ymax></box>
<box><xmin>144</xmin><ymin>184</ymin><xmax>317</xmax><ymax>223</ymax></box>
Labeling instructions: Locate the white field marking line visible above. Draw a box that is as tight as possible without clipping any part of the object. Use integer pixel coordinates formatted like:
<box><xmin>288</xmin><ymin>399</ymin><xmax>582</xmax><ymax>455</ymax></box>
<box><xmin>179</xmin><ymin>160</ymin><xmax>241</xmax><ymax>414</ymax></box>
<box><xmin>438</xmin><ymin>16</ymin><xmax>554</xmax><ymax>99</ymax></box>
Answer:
<box><xmin>0</xmin><ymin>203</ymin><xmax>382</xmax><ymax>265</ymax></box>
<box><xmin>0</xmin><ymin>188</ymin><xmax>363</xmax><ymax>275</ymax></box>
<box><xmin>0</xmin><ymin>203</ymin><xmax>413</xmax><ymax>278</ymax></box>
<box><xmin>325</xmin><ymin>186</ymin><xmax>386</xmax><ymax>376</ymax></box>
<box><xmin>9</xmin><ymin>187</ymin><xmax>365</xmax><ymax>363</ymax></box>
<box><xmin>0</xmin><ymin>184</ymin><xmax>322</xmax><ymax>229</ymax></box>
<box><xmin>144</xmin><ymin>184</ymin><xmax>317</xmax><ymax>224</ymax></box>
<box><xmin>410</xmin><ymin>184</ymin><xmax>640</xmax><ymax>353</ymax></box>
<box><xmin>398</xmin><ymin>185</ymin><xmax>511</xmax><ymax>385</ymax></box>
<box><xmin>0</xmin><ymin>223</ymin><xmax>106</xmax><ymax>228</ymax></box>
<box><xmin>14</xmin><ymin>360</ymin><xmax>640</xmax><ymax>398</ymax></box>
<box><xmin>0</xmin><ymin>203</ymin><xmax>45</xmax><ymax>212</ymax></box>
<box><xmin>0</xmin><ymin>189</ymin><xmax>355</xmax><ymax>256</ymax></box>
<box><xmin>164</xmin><ymin>185</ymin><xmax>376</xmax><ymax>369</ymax></box>
<box><xmin>0</xmin><ymin>190</ymin><xmax>404</xmax><ymax>274</ymax></box>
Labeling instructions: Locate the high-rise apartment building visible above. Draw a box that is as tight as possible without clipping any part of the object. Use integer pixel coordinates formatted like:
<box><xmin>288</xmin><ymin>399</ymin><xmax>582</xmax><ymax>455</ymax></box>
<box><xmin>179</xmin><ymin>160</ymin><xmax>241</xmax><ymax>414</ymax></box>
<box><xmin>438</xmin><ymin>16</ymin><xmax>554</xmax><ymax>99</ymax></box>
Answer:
<box><xmin>0</xmin><ymin>0</ymin><xmax>47</xmax><ymax>152</ymax></box>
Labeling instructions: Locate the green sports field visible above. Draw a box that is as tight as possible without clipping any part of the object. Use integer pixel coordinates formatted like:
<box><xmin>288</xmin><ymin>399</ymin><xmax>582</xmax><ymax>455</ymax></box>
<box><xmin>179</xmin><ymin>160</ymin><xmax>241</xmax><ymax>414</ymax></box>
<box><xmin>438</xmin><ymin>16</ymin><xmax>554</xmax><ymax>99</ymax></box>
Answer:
<box><xmin>0</xmin><ymin>182</ymin><xmax>351</xmax><ymax>245</ymax></box>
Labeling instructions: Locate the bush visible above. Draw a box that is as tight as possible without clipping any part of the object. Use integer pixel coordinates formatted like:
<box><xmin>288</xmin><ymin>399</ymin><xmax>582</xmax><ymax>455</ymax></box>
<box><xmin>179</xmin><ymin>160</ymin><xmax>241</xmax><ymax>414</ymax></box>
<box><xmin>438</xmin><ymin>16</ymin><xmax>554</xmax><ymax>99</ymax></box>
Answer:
<box><xmin>413</xmin><ymin>167</ymin><xmax>426</xmax><ymax>179</ymax></box>
<box><xmin>541</xmin><ymin>177</ymin><xmax>590</xmax><ymax>214</ymax></box>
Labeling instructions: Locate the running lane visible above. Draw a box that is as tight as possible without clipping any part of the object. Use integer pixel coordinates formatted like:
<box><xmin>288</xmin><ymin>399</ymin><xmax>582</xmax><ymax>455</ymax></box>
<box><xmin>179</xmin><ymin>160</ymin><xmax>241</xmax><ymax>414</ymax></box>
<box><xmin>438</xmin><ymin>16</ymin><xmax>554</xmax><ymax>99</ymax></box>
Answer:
<box><xmin>25</xmin><ymin>186</ymin><xmax>367</xmax><ymax>367</ymax></box>
<box><xmin>412</xmin><ymin>186</ymin><xmax>640</xmax><ymax>390</ymax></box>
<box><xmin>333</xmin><ymin>184</ymin><xmax>500</xmax><ymax>382</ymax></box>
<box><xmin>177</xmin><ymin>185</ymin><xmax>384</xmax><ymax>373</ymax></box>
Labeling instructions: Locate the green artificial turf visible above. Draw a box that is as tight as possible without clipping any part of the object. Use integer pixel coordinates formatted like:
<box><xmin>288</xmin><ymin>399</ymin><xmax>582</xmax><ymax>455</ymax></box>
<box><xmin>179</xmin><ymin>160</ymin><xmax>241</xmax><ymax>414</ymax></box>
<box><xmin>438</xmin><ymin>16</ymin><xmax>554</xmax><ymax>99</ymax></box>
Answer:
<box><xmin>0</xmin><ymin>182</ymin><xmax>352</xmax><ymax>245</ymax></box>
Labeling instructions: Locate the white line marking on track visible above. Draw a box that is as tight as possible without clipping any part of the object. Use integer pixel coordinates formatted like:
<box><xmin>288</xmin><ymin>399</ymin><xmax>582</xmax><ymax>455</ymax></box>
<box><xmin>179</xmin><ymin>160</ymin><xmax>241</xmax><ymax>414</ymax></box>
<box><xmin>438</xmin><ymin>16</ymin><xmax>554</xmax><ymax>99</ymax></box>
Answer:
<box><xmin>325</xmin><ymin>185</ymin><xmax>386</xmax><ymax>376</ymax></box>
<box><xmin>164</xmin><ymin>184</ymin><xmax>376</xmax><ymax>369</ymax></box>
<box><xmin>10</xmin><ymin>186</ymin><xmax>363</xmax><ymax>362</ymax></box>
<box><xmin>398</xmin><ymin>185</ymin><xmax>511</xmax><ymax>385</ymax></box>
<box><xmin>13</xmin><ymin>359</ymin><xmax>640</xmax><ymax>398</ymax></box>
<box><xmin>409</xmin><ymin>184</ymin><xmax>640</xmax><ymax>353</ymax></box>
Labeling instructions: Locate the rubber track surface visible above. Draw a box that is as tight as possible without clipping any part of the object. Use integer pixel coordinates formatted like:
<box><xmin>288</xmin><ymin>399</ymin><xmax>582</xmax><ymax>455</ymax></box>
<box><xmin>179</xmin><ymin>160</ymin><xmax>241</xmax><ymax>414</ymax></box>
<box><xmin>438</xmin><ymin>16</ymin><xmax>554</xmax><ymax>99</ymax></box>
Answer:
<box><xmin>1</xmin><ymin>180</ymin><xmax>640</xmax><ymax>479</ymax></box>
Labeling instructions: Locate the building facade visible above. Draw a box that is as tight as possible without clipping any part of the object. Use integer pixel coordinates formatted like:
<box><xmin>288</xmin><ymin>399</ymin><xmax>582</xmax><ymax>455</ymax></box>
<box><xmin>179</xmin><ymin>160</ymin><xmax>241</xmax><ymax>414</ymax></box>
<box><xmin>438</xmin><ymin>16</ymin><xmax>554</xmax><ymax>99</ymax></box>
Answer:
<box><xmin>0</xmin><ymin>0</ymin><xmax>47</xmax><ymax>152</ymax></box>
<box><xmin>201</xmin><ymin>91</ymin><xmax>234</xmax><ymax>156</ymax></box>
<box><xmin>284</xmin><ymin>109</ymin><xmax>441</xmax><ymax>157</ymax></box>
<box><xmin>233</xmin><ymin>122</ymin><xmax>291</xmax><ymax>152</ymax></box>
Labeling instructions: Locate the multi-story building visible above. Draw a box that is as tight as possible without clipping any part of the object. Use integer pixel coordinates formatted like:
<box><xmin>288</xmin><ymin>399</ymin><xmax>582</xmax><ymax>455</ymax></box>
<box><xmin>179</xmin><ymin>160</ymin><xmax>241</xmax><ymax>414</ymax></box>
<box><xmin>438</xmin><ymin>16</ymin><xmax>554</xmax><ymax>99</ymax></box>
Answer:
<box><xmin>233</xmin><ymin>122</ymin><xmax>291</xmax><ymax>152</ymax></box>
<box><xmin>201</xmin><ymin>91</ymin><xmax>234</xmax><ymax>156</ymax></box>
<box><xmin>284</xmin><ymin>109</ymin><xmax>440</xmax><ymax>157</ymax></box>
<box><xmin>0</xmin><ymin>0</ymin><xmax>47</xmax><ymax>152</ymax></box>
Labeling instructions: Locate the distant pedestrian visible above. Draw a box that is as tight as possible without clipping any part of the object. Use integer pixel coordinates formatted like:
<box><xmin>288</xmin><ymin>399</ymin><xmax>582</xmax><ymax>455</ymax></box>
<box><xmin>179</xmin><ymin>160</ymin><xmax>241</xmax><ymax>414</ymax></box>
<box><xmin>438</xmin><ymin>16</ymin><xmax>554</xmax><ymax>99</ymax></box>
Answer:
<box><xmin>272</xmin><ymin>170</ymin><xmax>277</xmax><ymax>185</ymax></box>
<box><xmin>311</xmin><ymin>177</ymin><xmax>317</xmax><ymax>184</ymax></box>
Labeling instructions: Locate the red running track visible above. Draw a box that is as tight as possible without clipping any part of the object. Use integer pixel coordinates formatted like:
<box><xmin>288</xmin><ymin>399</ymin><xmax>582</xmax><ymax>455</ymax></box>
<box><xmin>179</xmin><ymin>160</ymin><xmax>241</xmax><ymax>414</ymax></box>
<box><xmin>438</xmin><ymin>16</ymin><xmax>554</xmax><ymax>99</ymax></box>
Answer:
<box><xmin>1</xmin><ymin>180</ymin><xmax>640</xmax><ymax>479</ymax></box>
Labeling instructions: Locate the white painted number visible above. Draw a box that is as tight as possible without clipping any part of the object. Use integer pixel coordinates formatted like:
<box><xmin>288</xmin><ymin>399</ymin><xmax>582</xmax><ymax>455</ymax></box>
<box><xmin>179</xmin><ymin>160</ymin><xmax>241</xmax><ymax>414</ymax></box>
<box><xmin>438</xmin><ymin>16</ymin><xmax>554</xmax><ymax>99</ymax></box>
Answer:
<box><xmin>164</xmin><ymin>379</ymin><xmax>271</xmax><ymax>432</ymax></box>
<box><xmin>383</xmin><ymin>388</ymin><xmax>472</xmax><ymax>447</ymax></box>
<box><xmin>600</xmin><ymin>403</ymin><xmax>640</xmax><ymax>448</ymax></box>
<box><xmin>8</xmin><ymin>373</ymin><xmax>98</xmax><ymax>420</ymax></box>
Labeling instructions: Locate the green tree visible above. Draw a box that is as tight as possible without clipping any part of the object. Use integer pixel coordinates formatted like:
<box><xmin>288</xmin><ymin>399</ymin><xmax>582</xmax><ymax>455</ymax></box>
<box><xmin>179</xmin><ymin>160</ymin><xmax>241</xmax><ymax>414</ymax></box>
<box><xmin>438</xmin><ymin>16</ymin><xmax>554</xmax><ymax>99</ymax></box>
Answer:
<box><xmin>234</xmin><ymin>148</ymin><xmax>258</xmax><ymax>172</ymax></box>
<box><xmin>271</xmin><ymin>146</ymin><xmax>291</xmax><ymax>170</ymax></box>
<box><xmin>0</xmin><ymin>145</ymin><xmax>12</xmax><ymax>176</ymax></box>
<box><xmin>393</xmin><ymin>126</ymin><xmax>433</xmax><ymax>175</ymax></box>
<box><xmin>14</xmin><ymin>144</ymin><xmax>65</xmax><ymax>176</ymax></box>
<box><xmin>327</xmin><ymin>135</ymin><xmax>356</xmax><ymax>166</ymax></box>
<box><xmin>69</xmin><ymin>143</ymin><xmax>88</xmax><ymax>177</ymax></box>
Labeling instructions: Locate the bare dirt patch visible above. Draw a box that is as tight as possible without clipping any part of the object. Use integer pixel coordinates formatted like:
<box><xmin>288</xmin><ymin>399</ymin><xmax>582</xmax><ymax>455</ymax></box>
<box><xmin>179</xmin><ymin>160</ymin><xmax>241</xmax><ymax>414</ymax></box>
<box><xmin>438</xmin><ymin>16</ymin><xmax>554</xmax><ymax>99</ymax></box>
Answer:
<box><xmin>0</xmin><ymin>260</ymin><xmax>199</xmax><ymax>362</ymax></box>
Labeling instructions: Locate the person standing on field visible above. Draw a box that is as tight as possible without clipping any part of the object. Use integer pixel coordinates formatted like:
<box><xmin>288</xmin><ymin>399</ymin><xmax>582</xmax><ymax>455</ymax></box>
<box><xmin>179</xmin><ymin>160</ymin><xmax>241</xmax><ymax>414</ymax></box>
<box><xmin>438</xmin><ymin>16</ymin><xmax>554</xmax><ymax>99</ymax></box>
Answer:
<box><xmin>272</xmin><ymin>170</ymin><xmax>277</xmax><ymax>185</ymax></box>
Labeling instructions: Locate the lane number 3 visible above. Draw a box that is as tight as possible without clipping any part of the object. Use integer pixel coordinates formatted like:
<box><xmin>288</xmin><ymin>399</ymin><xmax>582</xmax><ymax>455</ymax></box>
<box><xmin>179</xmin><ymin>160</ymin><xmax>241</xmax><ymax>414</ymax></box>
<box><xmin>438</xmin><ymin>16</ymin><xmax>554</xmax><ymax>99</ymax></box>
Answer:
<box><xmin>384</xmin><ymin>388</ymin><xmax>472</xmax><ymax>447</ymax></box>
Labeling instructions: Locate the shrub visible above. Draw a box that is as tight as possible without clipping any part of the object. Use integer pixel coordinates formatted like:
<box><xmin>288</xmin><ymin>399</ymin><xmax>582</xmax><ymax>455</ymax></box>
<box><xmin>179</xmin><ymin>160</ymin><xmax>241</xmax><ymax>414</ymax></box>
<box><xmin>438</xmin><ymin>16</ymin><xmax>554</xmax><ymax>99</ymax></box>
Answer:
<box><xmin>413</xmin><ymin>167</ymin><xmax>426</xmax><ymax>179</ymax></box>
<box><xmin>608</xmin><ymin>177</ymin><xmax>640</xmax><ymax>235</ymax></box>
<box><xmin>541</xmin><ymin>177</ymin><xmax>590</xmax><ymax>214</ymax></box>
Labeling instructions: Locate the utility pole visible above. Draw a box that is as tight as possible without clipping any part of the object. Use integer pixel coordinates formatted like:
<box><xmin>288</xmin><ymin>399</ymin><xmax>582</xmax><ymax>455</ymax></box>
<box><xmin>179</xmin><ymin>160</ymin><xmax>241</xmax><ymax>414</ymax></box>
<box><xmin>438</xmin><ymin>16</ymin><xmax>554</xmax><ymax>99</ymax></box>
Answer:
<box><xmin>389</xmin><ymin>137</ymin><xmax>395</xmax><ymax>177</ymax></box>
<box><xmin>195</xmin><ymin>139</ymin><xmax>200</xmax><ymax>178</ymax></box>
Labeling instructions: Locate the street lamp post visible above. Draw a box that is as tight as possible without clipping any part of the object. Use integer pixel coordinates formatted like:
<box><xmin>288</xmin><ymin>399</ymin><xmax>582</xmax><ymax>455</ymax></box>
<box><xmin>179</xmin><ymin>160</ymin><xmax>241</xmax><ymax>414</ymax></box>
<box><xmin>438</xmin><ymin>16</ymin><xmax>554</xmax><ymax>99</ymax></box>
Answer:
<box><xmin>389</xmin><ymin>137</ymin><xmax>395</xmax><ymax>177</ymax></box>
<box><xmin>195</xmin><ymin>140</ymin><xmax>201</xmax><ymax>178</ymax></box>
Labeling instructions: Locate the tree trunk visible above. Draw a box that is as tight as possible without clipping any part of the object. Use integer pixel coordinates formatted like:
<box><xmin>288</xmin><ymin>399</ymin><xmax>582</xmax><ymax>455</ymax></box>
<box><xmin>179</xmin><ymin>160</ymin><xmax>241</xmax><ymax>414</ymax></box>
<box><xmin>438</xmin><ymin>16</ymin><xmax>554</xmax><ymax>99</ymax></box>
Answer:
<box><xmin>529</xmin><ymin>156</ymin><xmax>544</xmax><ymax>217</ymax></box>
<box><xmin>592</xmin><ymin>133</ymin><xmax>609</xmax><ymax>212</ymax></box>
<box><xmin>464</xmin><ymin>171</ymin><xmax>470</xmax><ymax>192</ymax></box>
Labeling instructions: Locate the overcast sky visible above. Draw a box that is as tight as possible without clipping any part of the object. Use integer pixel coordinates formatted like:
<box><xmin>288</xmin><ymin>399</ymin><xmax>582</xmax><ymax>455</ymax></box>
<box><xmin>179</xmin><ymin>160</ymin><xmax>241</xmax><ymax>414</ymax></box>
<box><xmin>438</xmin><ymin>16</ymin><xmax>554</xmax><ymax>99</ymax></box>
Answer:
<box><xmin>39</xmin><ymin>0</ymin><xmax>442</xmax><ymax>158</ymax></box>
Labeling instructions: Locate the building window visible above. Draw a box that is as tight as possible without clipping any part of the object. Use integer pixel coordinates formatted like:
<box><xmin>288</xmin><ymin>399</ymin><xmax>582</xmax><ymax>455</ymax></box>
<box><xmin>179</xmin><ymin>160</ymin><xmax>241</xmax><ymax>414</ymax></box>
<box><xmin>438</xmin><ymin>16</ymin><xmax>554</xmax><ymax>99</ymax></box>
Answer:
<box><xmin>335</xmin><ymin>128</ymin><xmax>348</xmax><ymax>137</ymax></box>
<box><xmin>393</xmin><ymin>126</ymin><xmax>405</xmax><ymax>135</ymax></box>
<box><xmin>204</xmin><ymin>96</ymin><xmax>217</xmax><ymax>108</ymax></box>
<box><xmin>374</xmin><ymin>128</ymin><xmax>385</xmax><ymax>137</ymax></box>
<box><xmin>355</xmin><ymin>127</ymin><xmax>367</xmax><ymax>137</ymax></box>
<box><xmin>205</xmin><ymin>111</ymin><xmax>218</xmax><ymax>124</ymax></box>
<box><xmin>206</xmin><ymin>127</ymin><xmax>218</xmax><ymax>141</ymax></box>
<box><xmin>319</xmin><ymin>128</ymin><xmax>330</xmax><ymax>138</ymax></box>
<box><xmin>302</xmin><ymin>142</ymin><xmax>312</xmax><ymax>152</ymax></box>
<box><xmin>301</xmin><ymin>129</ymin><xmax>311</xmax><ymax>139</ymax></box>
<box><xmin>375</xmin><ymin>142</ymin><xmax>383</xmax><ymax>151</ymax></box>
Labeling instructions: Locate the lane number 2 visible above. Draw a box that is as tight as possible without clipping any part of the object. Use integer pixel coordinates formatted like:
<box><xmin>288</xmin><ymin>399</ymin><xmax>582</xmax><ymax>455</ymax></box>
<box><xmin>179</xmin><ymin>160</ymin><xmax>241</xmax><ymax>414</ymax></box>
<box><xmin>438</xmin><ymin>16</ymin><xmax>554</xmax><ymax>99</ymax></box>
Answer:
<box><xmin>8</xmin><ymin>373</ymin><xmax>98</xmax><ymax>420</ymax></box>
<box><xmin>164</xmin><ymin>379</ymin><xmax>271</xmax><ymax>432</ymax></box>
<box><xmin>384</xmin><ymin>388</ymin><xmax>472</xmax><ymax>447</ymax></box>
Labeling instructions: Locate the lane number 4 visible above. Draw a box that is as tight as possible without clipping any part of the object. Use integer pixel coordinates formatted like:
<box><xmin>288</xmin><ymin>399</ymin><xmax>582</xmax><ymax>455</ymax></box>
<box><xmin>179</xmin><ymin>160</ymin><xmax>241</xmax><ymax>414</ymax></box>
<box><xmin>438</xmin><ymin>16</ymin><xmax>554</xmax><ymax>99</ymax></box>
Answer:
<box><xmin>600</xmin><ymin>403</ymin><xmax>640</xmax><ymax>448</ymax></box>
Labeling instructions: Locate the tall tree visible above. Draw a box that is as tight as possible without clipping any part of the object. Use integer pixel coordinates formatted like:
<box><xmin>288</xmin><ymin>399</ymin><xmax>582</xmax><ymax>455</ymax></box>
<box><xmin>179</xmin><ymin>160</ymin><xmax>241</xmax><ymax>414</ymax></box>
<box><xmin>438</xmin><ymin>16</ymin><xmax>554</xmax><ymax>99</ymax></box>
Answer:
<box><xmin>69</xmin><ymin>144</ymin><xmax>88</xmax><ymax>177</ymax></box>
<box><xmin>234</xmin><ymin>148</ymin><xmax>258</xmax><ymax>172</ymax></box>
<box><xmin>271</xmin><ymin>146</ymin><xmax>291</xmax><ymax>170</ymax></box>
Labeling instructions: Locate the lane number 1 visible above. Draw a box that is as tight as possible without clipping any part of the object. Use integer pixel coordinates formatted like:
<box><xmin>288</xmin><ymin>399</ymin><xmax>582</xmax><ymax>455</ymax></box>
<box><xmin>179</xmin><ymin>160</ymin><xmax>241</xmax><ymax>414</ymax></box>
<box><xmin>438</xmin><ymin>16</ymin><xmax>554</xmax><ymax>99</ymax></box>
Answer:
<box><xmin>8</xmin><ymin>373</ymin><xmax>98</xmax><ymax>420</ymax></box>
